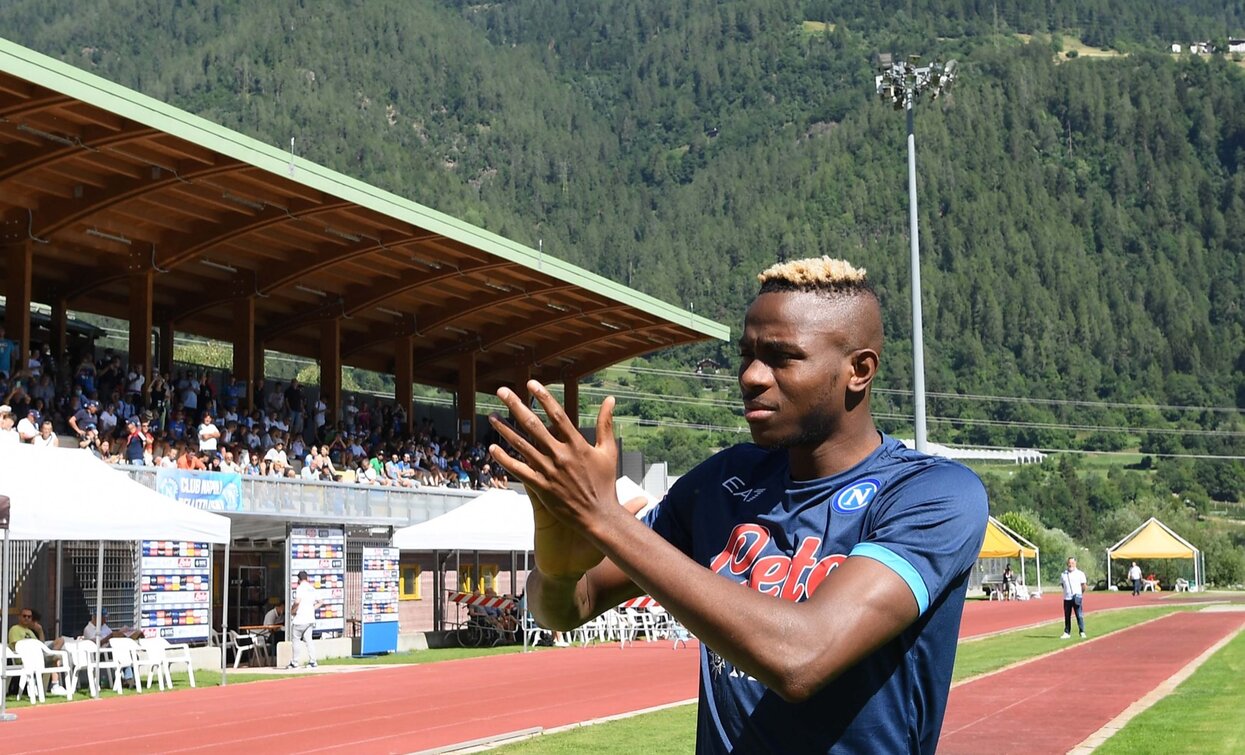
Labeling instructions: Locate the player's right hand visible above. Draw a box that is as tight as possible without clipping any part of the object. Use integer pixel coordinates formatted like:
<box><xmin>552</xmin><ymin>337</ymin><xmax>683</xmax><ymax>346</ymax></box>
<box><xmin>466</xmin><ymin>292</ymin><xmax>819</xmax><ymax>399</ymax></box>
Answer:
<box><xmin>527</xmin><ymin>483</ymin><xmax>649</xmax><ymax>581</ymax></box>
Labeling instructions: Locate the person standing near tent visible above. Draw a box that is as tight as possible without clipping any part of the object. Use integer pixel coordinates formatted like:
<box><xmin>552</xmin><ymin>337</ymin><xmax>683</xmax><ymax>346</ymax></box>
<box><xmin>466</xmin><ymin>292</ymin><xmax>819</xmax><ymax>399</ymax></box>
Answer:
<box><xmin>489</xmin><ymin>257</ymin><xmax>989</xmax><ymax>754</ymax></box>
<box><xmin>1060</xmin><ymin>557</ymin><xmax>1089</xmax><ymax>639</ymax></box>
<box><xmin>1001</xmin><ymin>563</ymin><xmax>1015</xmax><ymax>600</ymax></box>
<box><xmin>1128</xmin><ymin>561</ymin><xmax>1143</xmax><ymax>596</ymax></box>
<box><xmin>287</xmin><ymin>570</ymin><xmax>320</xmax><ymax>669</ymax></box>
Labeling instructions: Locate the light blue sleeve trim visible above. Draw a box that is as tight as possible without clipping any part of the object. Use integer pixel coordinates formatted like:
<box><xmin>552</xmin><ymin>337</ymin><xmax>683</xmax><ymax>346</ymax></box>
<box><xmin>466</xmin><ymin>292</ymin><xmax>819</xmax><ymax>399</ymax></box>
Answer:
<box><xmin>850</xmin><ymin>542</ymin><xmax>931</xmax><ymax>615</ymax></box>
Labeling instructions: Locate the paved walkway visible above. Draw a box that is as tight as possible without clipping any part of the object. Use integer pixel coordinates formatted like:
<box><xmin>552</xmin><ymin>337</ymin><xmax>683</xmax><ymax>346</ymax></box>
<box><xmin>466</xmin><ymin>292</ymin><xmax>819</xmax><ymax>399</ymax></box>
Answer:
<box><xmin>938</xmin><ymin>610</ymin><xmax>1245</xmax><ymax>754</ymax></box>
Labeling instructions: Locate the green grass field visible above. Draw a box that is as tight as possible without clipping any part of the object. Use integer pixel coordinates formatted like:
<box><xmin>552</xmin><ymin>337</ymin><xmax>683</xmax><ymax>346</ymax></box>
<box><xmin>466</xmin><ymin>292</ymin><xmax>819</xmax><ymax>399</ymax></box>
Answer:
<box><xmin>321</xmin><ymin>644</ymin><xmax>535</xmax><ymax>665</ymax></box>
<box><xmin>489</xmin><ymin>604</ymin><xmax>1199</xmax><ymax>753</ymax></box>
<box><xmin>1095</xmin><ymin>627</ymin><xmax>1245</xmax><ymax>754</ymax></box>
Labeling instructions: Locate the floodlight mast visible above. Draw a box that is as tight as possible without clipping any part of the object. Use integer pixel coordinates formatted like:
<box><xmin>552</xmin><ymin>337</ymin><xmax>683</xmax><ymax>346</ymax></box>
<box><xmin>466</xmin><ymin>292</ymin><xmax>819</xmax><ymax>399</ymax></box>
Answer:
<box><xmin>874</xmin><ymin>56</ymin><xmax>956</xmax><ymax>454</ymax></box>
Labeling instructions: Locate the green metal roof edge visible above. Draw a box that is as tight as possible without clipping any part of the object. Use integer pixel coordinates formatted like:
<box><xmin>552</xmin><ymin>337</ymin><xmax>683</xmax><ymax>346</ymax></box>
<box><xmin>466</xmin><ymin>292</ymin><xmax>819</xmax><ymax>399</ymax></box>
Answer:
<box><xmin>0</xmin><ymin>37</ymin><xmax>730</xmax><ymax>342</ymax></box>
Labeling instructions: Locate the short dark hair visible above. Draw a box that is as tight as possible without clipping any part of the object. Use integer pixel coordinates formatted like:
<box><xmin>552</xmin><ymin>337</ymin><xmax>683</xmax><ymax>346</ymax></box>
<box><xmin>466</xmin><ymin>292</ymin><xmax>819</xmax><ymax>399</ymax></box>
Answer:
<box><xmin>297</xmin><ymin>570</ymin><xmax>309</xmax><ymax>581</ymax></box>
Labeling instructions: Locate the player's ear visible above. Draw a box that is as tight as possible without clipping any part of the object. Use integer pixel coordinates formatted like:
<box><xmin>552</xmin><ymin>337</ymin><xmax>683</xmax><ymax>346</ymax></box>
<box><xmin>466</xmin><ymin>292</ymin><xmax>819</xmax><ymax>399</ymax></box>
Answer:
<box><xmin>846</xmin><ymin>348</ymin><xmax>879</xmax><ymax>393</ymax></box>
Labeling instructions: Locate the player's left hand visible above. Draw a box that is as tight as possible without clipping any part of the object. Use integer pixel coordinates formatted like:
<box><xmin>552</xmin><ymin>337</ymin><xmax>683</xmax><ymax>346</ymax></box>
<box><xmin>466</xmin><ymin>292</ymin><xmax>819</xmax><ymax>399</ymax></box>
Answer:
<box><xmin>488</xmin><ymin>380</ymin><xmax>623</xmax><ymax>532</ymax></box>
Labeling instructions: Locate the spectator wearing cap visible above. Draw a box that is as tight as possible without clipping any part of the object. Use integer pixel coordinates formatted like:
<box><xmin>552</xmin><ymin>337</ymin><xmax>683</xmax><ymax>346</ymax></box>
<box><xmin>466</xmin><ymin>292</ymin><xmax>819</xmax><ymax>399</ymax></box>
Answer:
<box><xmin>123</xmin><ymin>417</ymin><xmax>146</xmax><ymax>465</ymax></box>
<box><xmin>264</xmin><ymin>439</ymin><xmax>289</xmax><ymax>474</ymax></box>
<box><xmin>69</xmin><ymin>399</ymin><xmax>98</xmax><ymax>438</ymax></box>
<box><xmin>0</xmin><ymin>405</ymin><xmax>18</xmax><ymax>446</ymax></box>
<box><xmin>83</xmin><ymin>608</ymin><xmax>141</xmax><ymax>687</ymax></box>
<box><xmin>16</xmin><ymin>407</ymin><xmax>40</xmax><ymax>443</ymax></box>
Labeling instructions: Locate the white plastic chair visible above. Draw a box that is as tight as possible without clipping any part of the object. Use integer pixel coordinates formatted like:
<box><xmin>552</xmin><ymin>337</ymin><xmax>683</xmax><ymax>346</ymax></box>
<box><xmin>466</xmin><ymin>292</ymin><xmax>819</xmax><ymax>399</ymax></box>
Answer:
<box><xmin>14</xmin><ymin>638</ymin><xmax>70</xmax><ymax>702</ymax></box>
<box><xmin>61</xmin><ymin>639</ymin><xmax>101</xmax><ymax>698</ymax></box>
<box><xmin>137</xmin><ymin>637</ymin><xmax>194</xmax><ymax>689</ymax></box>
<box><xmin>227</xmin><ymin>630</ymin><xmax>257</xmax><ymax>669</ymax></box>
<box><xmin>107</xmin><ymin>637</ymin><xmax>165</xmax><ymax>693</ymax></box>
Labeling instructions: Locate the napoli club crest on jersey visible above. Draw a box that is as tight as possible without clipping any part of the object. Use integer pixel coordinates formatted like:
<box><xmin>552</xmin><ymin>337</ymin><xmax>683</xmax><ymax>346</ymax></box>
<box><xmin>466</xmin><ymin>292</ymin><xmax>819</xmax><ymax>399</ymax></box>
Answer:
<box><xmin>832</xmin><ymin>478</ymin><xmax>880</xmax><ymax>514</ymax></box>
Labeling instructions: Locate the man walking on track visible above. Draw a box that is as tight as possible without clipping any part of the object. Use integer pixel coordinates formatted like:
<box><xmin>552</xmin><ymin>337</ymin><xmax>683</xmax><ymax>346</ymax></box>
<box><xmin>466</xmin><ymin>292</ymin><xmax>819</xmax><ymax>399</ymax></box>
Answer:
<box><xmin>287</xmin><ymin>570</ymin><xmax>320</xmax><ymax>669</ymax></box>
<box><xmin>1061</xmin><ymin>557</ymin><xmax>1089</xmax><ymax>639</ymax></box>
<box><xmin>489</xmin><ymin>257</ymin><xmax>988</xmax><ymax>754</ymax></box>
<box><xmin>1128</xmin><ymin>561</ymin><xmax>1143</xmax><ymax>596</ymax></box>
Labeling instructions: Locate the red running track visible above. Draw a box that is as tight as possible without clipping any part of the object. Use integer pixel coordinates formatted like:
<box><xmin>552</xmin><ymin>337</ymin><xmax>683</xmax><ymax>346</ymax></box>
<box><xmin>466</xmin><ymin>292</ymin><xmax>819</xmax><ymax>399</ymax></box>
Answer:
<box><xmin>957</xmin><ymin>591</ymin><xmax>1208</xmax><ymax>639</ymax></box>
<box><xmin>1</xmin><ymin>642</ymin><xmax>700</xmax><ymax>754</ymax></box>
<box><xmin>939</xmin><ymin>610</ymin><xmax>1245</xmax><ymax>755</ymax></box>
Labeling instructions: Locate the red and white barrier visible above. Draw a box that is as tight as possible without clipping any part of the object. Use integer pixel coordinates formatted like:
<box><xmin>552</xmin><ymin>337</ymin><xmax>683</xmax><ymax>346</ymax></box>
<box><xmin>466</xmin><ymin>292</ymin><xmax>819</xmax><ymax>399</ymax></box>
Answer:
<box><xmin>621</xmin><ymin>596</ymin><xmax>660</xmax><ymax>610</ymax></box>
<box><xmin>449</xmin><ymin>590</ymin><xmax>516</xmax><ymax>612</ymax></box>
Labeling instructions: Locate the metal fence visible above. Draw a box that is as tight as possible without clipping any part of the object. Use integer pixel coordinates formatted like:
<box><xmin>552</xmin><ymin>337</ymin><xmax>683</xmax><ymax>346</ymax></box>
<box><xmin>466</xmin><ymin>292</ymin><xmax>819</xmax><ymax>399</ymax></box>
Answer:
<box><xmin>119</xmin><ymin>468</ymin><xmax>478</xmax><ymax>528</ymax></box>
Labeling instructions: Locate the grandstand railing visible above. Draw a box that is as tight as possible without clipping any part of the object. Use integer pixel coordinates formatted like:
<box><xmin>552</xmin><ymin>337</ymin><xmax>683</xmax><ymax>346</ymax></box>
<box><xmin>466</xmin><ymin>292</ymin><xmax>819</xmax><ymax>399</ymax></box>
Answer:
<box><xmin>119</xmin><ymin>468</ymin><xmax>479</xmax><ymax>527</ymax></box>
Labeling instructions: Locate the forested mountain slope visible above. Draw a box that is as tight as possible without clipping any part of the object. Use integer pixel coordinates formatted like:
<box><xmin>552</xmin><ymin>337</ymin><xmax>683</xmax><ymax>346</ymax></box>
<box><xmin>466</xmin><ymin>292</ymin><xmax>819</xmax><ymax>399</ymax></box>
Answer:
<box><xmin>2</xmin><ymin>0</ymin><xmax>1243</xmax><ymax>457</ymax></box>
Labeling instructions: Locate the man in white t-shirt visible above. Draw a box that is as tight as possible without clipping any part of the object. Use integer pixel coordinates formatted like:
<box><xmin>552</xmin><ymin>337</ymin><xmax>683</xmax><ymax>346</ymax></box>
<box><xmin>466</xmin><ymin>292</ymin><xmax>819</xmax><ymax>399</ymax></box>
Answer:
<box><xmin>1125</xmin><ymin>563</ymin><xmax>1140</xmax><ymax>598</ymax></box>
<box><xmin>198</xmin><ymin>413</ymin><xmax>220</xmax><ymax>454</ymax></box>
<box><xmin>287</xmin><ymin>570</ymin><xmax>320</xmax><ymax>669</ymax></box>
<box><xmin>16</xmin><ymin>408</ymin><xmax>40</xmax><ymax>443</ymax></box>
<box><xmin>0</xmin><ymin>407</ymin><xmax>19</xmax><ymax>446</ymax></box>
<box><xmin>1060</xmin><ymin>557</ymin><xmax>1089</xmax><ymax>639</ymax></box>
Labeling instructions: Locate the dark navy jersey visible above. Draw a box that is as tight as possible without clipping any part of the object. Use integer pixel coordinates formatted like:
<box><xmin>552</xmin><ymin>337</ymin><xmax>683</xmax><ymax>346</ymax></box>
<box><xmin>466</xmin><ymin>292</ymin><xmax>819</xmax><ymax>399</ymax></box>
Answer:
<box><xmin>644</xmin><ymin>434</ymin><xmax>988</xmax><ymax>754</ymax></box>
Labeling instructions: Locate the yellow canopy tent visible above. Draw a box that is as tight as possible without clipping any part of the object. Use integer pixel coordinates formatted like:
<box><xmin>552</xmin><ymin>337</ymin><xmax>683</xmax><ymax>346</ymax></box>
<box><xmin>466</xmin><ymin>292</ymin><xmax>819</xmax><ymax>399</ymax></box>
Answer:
<box><xmin>979</xmin><ymin>517</ymin><xmax>1041</xmax><ymax>595</ymax></box>
<box><xmin>1106</xmin><ymin>517</ymin><xmax>1203</xmax><ymax>590</ymax></box>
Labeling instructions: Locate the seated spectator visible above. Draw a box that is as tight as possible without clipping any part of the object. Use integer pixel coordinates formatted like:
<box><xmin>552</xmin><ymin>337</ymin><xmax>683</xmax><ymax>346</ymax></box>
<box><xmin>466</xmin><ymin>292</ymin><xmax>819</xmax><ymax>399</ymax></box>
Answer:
<box><xmin>16</xmin><ymin>407</ymin><xmax>40</xmax><ymax>443</ymax></box>
<box><xmin>258</xmin><ymin>601</ymin><xmax>286</xmax><ymax>644</ymax></box>
<box><xmin>82</xmin><ymin>608</ymin><xmax>141</xmax><ymax>646</ymax></box>
<box><xmin>33</xmin><ymin>418</ymin><xmax>58</xmax><ymax>448</ymax></box>
<box><xmin>264</xmin><ymin>440</ymin><xmax>289</xmax><ymax>474</ymax></box>
<box><xmin>82</xmin><ymin>608</ymin><xmax>141</xmax><ymax>688</ymax></box>
<box><xmin>8</xmin><ymin>608</ymin><xmax>66</xmax><ymax>696</ymax></box>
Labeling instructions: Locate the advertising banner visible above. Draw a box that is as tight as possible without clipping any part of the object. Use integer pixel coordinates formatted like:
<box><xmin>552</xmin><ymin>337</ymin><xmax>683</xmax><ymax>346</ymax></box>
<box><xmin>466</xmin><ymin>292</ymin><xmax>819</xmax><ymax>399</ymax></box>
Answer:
<box><xmin>288</xmin><ymin>526</ymin><xmax>345</xmax><ymax>634</ymax></box>
<box><xmin>360</xmin><ymin>546</ymin><xmax>399</xmax><ymax>654</ymax></box>
<box><xmin>137</xmin><ymin>540</ymin><xmax>212</xmax><ymax>643</ymax></box>
<box><xmin>155</xmin><ymin>469</ymin><xmax>243</xmax><ymax>512</ymax></box>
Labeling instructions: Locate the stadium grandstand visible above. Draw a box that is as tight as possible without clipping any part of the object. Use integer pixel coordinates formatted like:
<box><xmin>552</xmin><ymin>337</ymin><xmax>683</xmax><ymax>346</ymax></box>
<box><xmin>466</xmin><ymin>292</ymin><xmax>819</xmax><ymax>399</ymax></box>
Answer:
<box><xmin>0</xmin><ymin>38</ymin><xmax>726</xmax><ymax>640</ymax></box>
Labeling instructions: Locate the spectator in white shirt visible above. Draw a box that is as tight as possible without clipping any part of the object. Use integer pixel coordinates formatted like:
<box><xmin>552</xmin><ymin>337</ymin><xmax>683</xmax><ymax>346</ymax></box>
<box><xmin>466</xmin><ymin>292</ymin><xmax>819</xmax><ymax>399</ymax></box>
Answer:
<box><xmin>1060</xmin><ymin>557</ymin><xmax>1089</xmax><ymax>639</ymax></box>
<box><xmin>16</xmin><ymin>408</ymin><xmax>40</xmax><ymax>442</ymax></box>
<box><xmin>263</xmin><ymin>441</ymin><xmax>289</xmax><ymax>473</ymax></box>
<box><xmin>32</xmin><ymin>419</ymin><xmax>58</xmax><ymax>448</ymax></box>
<box><xmin>0</xmin><ymin>407</ymin><xmax>19</xmax><ymax>446</ymax></box>
<box><xmin>198</xmin><ymin>413</ymin><xmax>220</xmax><ymax>453</ymax></box>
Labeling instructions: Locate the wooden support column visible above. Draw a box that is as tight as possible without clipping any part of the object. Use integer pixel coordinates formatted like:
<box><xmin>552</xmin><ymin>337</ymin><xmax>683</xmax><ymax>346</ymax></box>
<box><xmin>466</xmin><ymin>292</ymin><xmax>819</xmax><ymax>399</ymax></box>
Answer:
<box><xmin>232</xmin><ymin>295</ymin><xmax>256</xmax><ymax>410</ymax></box>
<box><xmin>457</xmin><ymin>351</ymin><xmax>476</xmax><ymax>442</ymax></box>
<box><xmin>49</xmin><ymin>298</ymin><xmax>67</xmax><ymax>362</ymax></box>
<box><xmin>319</xmin><ymin>318</ymin><xmax>341</xmax><ymax>425</ymax></box>
<box><xmin>5</xmin><ymin>240</ymin><xmax>34</xmax><ymax>368</ymax></box>
<box><xmin>127</xmin><ymin>250</ymin><xmax>154</xmax><ymax>382</ymax></box>
<box><xmin>394</xmin><ymin>334</ymin><xmax>414</xmax><ymax>433</ymax></box>
<box><xmin>563</xmin><ymin>375</ymin><xmax>580</xmax><ymax>430</ymax></box>
<box><xmin>511</xmin><ymin>362</ymin><xmax>531</xmax><ymax>408</ymax></box>
<box><xmin>158</xmin><ymin>321</ymin><xmax>175</xmax><ymax>376</ymax></box>
<box><xmin>254</xmin><ymin>340</ymin><xmax>266</xmax><ymax>386</ymax></box>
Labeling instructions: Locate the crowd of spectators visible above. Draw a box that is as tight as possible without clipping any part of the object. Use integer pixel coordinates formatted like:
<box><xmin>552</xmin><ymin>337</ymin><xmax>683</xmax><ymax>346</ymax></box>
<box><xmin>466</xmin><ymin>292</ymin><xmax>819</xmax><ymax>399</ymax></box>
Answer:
<box><xmin>0</xmin><ymin>333</ymin><xmax>510</xmax><ymax>492</ymax></box>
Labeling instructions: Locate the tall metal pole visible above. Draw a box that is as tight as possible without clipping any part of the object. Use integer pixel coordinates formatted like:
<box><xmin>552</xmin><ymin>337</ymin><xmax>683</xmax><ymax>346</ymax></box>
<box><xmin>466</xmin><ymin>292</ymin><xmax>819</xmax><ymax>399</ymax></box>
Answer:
<box><xmin>878</xmin><ymin>56</ymin><xmax>954</xmax><ymax>454</ymax></box>
<box><xmin>221</xmin><ymin>539</ymin><xmax>230</xmax><ymax>686</ymax></box>
<box><xmin>906</xmin><ymin>99</ymin><xmax>929</xmax><ymax>453</ymax></box>
<box><xmin>1</xmin><ymin>526</ymin><xmax>17</xmax><ymax>722</ymax></box>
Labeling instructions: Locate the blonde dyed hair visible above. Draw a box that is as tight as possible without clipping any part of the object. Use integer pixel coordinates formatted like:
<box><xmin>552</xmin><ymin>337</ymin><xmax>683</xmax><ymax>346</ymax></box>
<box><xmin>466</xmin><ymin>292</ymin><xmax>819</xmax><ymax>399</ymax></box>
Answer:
<box><xmin>755</xmin><ymin>257</ymin><xmax>874</xmax><ymax>301</ymax></box>
<box><xmin>757</xmin><ymin>257</ymin><xmax>867</xmax><ymax>287</ymax></box>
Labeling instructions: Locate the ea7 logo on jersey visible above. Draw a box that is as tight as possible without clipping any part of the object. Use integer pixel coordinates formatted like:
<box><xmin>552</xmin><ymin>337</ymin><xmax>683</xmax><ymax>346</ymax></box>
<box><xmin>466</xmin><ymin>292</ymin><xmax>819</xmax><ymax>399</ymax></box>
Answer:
<box><xmin>722</xmin><ymin>476</ymin><xmax>766</xmax><ymax>503</ymax></box>
<box><xmin>832</xmin><ymin>478</ymin><xmax>880</xmax><ymax>514</ymax></box>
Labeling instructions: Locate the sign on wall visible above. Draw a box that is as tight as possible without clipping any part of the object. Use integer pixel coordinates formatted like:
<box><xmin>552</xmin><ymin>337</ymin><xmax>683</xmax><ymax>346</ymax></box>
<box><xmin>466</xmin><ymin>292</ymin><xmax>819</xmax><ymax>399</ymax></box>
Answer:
<box><xmin>360</xmin><ymin>546</ymin><xmax>399</xmax><ymax>654</ymax></box>
<box><xmin>155</xmin><ymin>469</ymin><xmax>243</xmax><ymax>512</ymax></box>
<box><xmin>288</xmin><ymin>526</ymin><xmax>345</xmax><ymax>634</ymax></box>
<box><xmin>137</xmin><ymin>540</ymin><xmax>212</xmax><ymax>643</ymax></box>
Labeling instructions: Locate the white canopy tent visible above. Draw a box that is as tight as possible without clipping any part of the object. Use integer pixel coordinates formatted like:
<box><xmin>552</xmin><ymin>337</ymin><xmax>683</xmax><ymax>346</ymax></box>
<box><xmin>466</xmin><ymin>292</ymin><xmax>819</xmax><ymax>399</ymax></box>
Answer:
<box><xmin>0</xmin><ymin>445</ymin><xmax>230</xmax><ymax>542</ymax></box>
<box><xmin>0</xmin><ymin>445</ymin><xmax>232</xmax><ymax>716</ymax></box>
<box><xmin>391</xmin><ymin>480</ymin><xmax>656</xmax><ymax>650</ymax></box>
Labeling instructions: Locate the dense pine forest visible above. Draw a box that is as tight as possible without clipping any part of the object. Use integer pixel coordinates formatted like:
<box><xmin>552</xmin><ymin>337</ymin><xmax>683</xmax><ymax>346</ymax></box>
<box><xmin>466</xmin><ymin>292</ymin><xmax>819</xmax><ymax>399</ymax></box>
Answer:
<box><xmin>2</xmin><ymin>1</ymin><xmax>1244</xmax><ymax>582</ymax></box>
